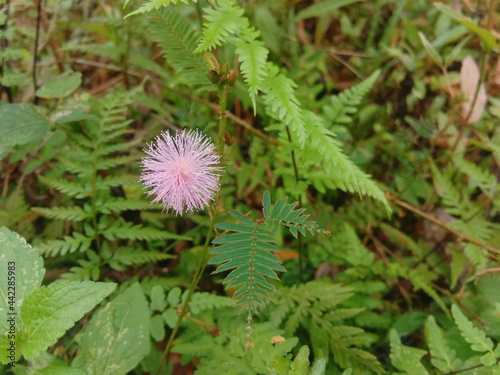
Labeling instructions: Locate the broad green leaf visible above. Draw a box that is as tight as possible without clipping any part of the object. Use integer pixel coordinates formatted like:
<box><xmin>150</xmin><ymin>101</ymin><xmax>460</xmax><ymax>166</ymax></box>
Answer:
<box><xmin>36</xmin><ymin>71</ymin><xmax>82</xmax><ymax>99</ymax></box>
<box><xmin>0</xmin><ymin>227</ymin><xmax>44</xmax><ymax>359</ymax></box>
<box><xmin>19</xmin><ymin>281</ymin><xmax>115</xmax><ymax>360</ymax></box>
<box><xmin>74</xmin><ymin>283</ymin><xmax>150</xmax><ymax>375</ymax></box>
<box><xmin>0</xmin><ymin>104</ymin><xmax>49</xmax><ymax>159</ymax></box>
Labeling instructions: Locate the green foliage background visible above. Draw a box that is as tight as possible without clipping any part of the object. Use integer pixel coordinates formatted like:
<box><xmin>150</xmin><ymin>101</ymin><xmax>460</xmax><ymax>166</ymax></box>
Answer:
<box><xmin>1</xmin><ymin>0</ymin><xmax>500</xmax><ymax>374</ymax></box>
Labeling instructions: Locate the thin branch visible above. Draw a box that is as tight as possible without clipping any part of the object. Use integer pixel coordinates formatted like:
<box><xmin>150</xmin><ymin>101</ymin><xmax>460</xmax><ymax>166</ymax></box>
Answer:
<box><xmin>386</xmin><ymin>193</ymin><xmax>500</xmax><ymax>255</ymax></box>
<box><xmin>286</xmin><ymin>125</ymin><xmax>303</xmax><ymax>279</ymax></box>
<box><xmin>33</xmin><ymin>0</ymin><xmax>43</xmax><ymax>104</ymax></box>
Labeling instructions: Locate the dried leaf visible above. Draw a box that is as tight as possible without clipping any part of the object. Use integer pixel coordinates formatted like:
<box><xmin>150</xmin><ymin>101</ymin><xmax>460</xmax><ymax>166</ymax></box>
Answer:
<box><xmin>460</xmin><ymin>56</ymin><xmax>487</xmax><ymax>124</ymax></box>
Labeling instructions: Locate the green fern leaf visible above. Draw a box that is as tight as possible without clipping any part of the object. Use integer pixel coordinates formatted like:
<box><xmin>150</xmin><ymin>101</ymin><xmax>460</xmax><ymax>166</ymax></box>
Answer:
<box><xmin>389</xmin><ymin>329</ymin><xmax>429</xmax><ymax>375</ymax></box>
<box><xmin>263</xmin><ymin>191</ymin><xmax>324</xmax><ymax>238</ymax></box>
<box><xmin>188</xmin><ymin>292</ymin><xmax>234</xmax><ymax>314</ymax></box>
<box><xmin>38</xmin><ymin>175</ymin><xmax>90</xmax><ymax>199</ymax></box>
<box><xmin>262</xmin><ymin>63</ymin><xmax>307</xmax><ymax>146</ymax></box>
<box><xmin>101</xmin><ymin>222</ymin><xmax>192</xmax><ymax>242</ymax></box>
<box><xmin>195</xmin><ymin>0</ymin><xmax>244</xmax><ymax>52</ymax></box>
<box><xmin>148</xmin><ymin>7</ymin><xmax>211</xmax><ymax>86</ymax></box>
<box><xmin>124</xmin><ymin>0</ymin><xmax>191</xmax><ymax>18</ymax></box>
<box><xmin>110</xmin><ymin>248</ymin><xmax>176</xmax><ymax>268</ymax></box>
<box><xmin>270</xmin><ymin>281</ymin><xmax>382</xmax><ymax>374</ymax></box>
<box><xmin>451</xmin><ymin>305</ymin><xmax>495</xmax><ymax>354</ymax></box>
<box><xmin>305</xmin><ymin>111</ymin><xmax>390</xmax><ymax>212</ymax></box>
<box><xmin>96</xmin><ymin>155</ymin><xmax>137</xmax><ymax>170</ymax></box>
<box><xmin>35</xmin><ymin>233</ymin><xmax>92</xmax><ymax>257</ymax></box>
<box><xmin>96</xmin><ymin>174</ymin><xmax>139</xmax><ymax>189</ymax></box>
<box><xmin>98</xmin><ymin>198</ymin><xmax>161</xmax><ymax>214</ymax></box>
<box><xmin>233</xmin><ymin>26</ymin><xmax>269</xmax><ymax>111</ymax></box>
<box><xmin>430</xmin><ymin>162</ymin><xmax>467</xmax><ymax>216</ymax></box>
<box><xmin>323</xmin><ymin>70</ymin><xmax>380</xmax><ymax>125</ymax></box>
<box><xmin>32</xmin><ymin>206</ymin><xmax>90</xmax><ymax>222</ymax></box>
<box><xmin>210</xmin><ymin>214</ymin><xmax>284</xmax><ymax>313</ymax></box>
<box><xmin>425</xmin><ymin>316</ymin><xmax>461</xmax><ymax>372</ymax></box>
<box><xmin>453</xmin><ymin>156</ymin><xmax>496</xmax><ymax>192</ymax></box>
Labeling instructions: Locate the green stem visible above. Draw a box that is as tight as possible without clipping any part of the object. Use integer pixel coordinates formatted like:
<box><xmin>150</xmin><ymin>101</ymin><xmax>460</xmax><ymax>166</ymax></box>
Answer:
<box><xmin>285</xmin><ymin>126</ymin><xmax>303</xmax><ymax>280</ymax></box>
<box><xmin>90</xmin><ymin>157</ymin><xmax>101</xmax><ymax>253</ymax></box>
<box><xmin>155</xmin><ymin>81</ymin><xmax>228</xmax><ymax>374</ymax></box>
<box><xmin>155</xmin><ymin>220</ymin><xmax>215</xmax><ymax>375</ymax></box>
<box><xmin>218</xmin><ymin>84</ymin><xmax>227</xmax><ymax>156</ymax></box>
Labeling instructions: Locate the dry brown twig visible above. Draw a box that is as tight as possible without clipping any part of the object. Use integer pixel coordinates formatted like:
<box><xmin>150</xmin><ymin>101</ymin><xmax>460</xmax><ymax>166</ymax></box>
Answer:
<box><xmin>386</xmin><ymin>193</ymin><xmax>500</xmax><ymax>256</ymax></box>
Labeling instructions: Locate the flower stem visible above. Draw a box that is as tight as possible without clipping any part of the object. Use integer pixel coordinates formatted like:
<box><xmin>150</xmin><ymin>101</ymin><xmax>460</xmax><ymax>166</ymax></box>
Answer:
<box><xmin>155</xmin><ymin>219</ymin><xmax>215</xmax><ymax>375</ymax></box>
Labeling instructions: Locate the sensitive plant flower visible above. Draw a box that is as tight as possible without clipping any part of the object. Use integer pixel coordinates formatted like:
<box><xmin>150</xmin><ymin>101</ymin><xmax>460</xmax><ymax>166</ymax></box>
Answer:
<box><xmin>140</xmin><ymin>129</ymin><xmax>223</xmax><ymax>216</ymax></box>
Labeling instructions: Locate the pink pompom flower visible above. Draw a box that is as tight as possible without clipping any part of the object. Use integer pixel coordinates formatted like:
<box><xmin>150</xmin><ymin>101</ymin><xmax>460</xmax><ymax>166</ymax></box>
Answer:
<box><xmin>140</xmin><ymin>129</ymin><xmax>223</xmax><ymax>216</ymax></box>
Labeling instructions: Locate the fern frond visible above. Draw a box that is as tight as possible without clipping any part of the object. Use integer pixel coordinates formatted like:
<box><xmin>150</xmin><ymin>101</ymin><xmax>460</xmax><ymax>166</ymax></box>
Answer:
<box><xmin>210</xmin><ymin>210</ymin><xmax>284</xmax><ymax>313</ymax></box>
<box><xmin>305</xmin><ymin>111</ymin><xmax>390</xmax><ymax>211</ymax></box>
<box><xmin>124</xmin><ymin>0</ymin><xmax>191</xmax><ymax>18</ymax></box>
<box><xmin>270</xmin><ymin>281</ymin><xmax>382</xmax><ymax>373</ymax></box>
<box><xmin>110</xmin><ymin>248</ymin><xmax>175</xmax><ymax>268</ymax></box>
<box><xmin>210</xmin><ymin>195</ymin><xmax>327</xmax><ymax>314</ymax></box>
<box><xmin>262</xmin><ymin>191</ymin><xmax>326</xmax><ymax>238</ymax></box>
<box><xmin>35</xmin><ymin>232</ymin><xmax>92</xmax><ymax>257</ymax></box>
<box><xmin>453</xmin><ymin>156</ymin><xmax>496</xmax><ymax>192</ymax></box>
<box><xmin>323</xmin><ymin>70</ymin><xmax>380</xmax><ymax>125</ymax></box>
<box><xmin>59</xmin><ymin>156</ymin><xmax>92</xmax><ymax>177</ymax></box>
<box><xmin>389</xmin><ymin>329</ymin><xmax>429</xmax><ymax>375</ymax></box>
<box><xmin>38</xmin><ymin>175</ymin><xmax>90</xmax><ymax>199</ymax></box>
<box><xmin>451</xmin><ymin>305</ymin><xmax>495</xmax><ymax>355</ymax></box>
<box><xmin>97</xmin><ymin>198</ymin><xmax>161</xmax><ymax>214</ymax></box>
<box><xmin>425</xmin><ymin>316</ymin><xmax>461</xmax><ymax>372</ymax></box>
<box><xmin>189</xmin><ymin>292</ymin><xmax>234</xmax><ymax>314</ymax></box>
<box><xmin>148</xmin><ymin>7</ymin><xmax>211</xmax><ymax>87</ymax></box>
<box><xmin>96</xmin><ymin>155</ymin><xmax>137</xmax><ymax>170</ymax></box>
<box><xmin>262</xmin><ymin>63</ymin><xmax>307</xmax><ymax>146</ymax></box>
<box><xmin>233</xmin><ymin>25</ymin><xmax>268</xmax><ymax>111</ymax></box>
<box><xmin>96</xmin><ymin>175</ymin><xmax>139</xmax><ymax>189</ymax></box>
<box><xmin>32</xmin><ymin>206</ymin><xmax>90</xmax><ymax>222</ymax></box>
<box><xmin>195</xmin><ymin>0</ymin><xmax>244</xmax><ymax>52</ymax></box>
<box><xmin>101</xmin><ymin>222</ymin><xmax>192</xmax><ymax>241</ymax></box>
